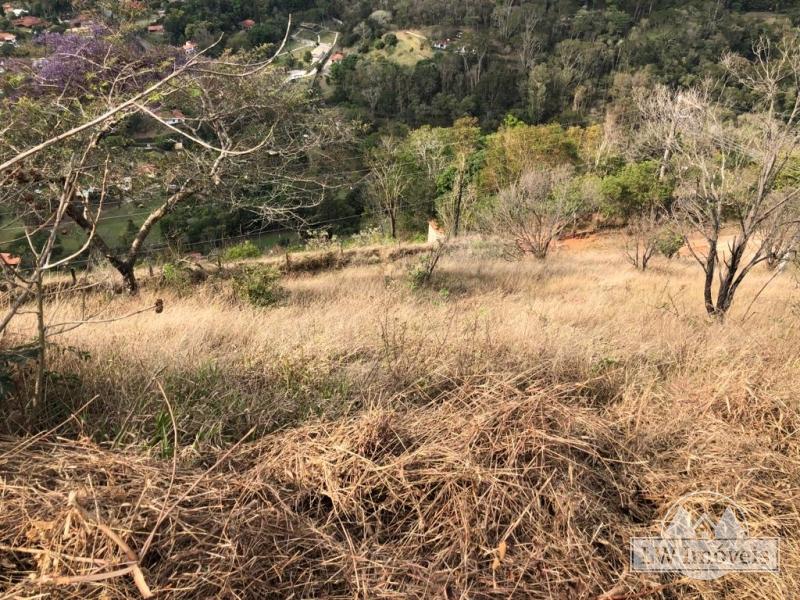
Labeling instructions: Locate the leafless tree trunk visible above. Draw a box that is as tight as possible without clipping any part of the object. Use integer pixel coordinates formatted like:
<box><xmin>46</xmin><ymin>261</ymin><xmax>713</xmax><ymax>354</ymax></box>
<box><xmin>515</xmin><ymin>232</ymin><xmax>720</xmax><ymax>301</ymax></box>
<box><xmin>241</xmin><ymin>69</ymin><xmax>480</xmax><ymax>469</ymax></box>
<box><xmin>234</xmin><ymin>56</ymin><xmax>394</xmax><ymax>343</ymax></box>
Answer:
<box><xmin>1</xmin><ymin>157</ymin><xmax>108</xmax><ymax>410</ymax></box>
<box><xmin>492</xmin><ymin>0</ymin><xmax>516</xmax><ymax>41</ymax></box>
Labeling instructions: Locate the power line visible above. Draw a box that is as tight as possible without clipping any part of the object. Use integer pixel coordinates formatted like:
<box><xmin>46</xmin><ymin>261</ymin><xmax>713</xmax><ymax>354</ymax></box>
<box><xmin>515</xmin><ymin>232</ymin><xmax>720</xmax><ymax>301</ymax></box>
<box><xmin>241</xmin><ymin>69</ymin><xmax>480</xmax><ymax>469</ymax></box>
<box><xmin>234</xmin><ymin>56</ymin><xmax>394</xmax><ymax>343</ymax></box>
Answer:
<box><xmin>50</xmin><ymin>194</ymin><xmax>438</xmax><ymax>268</ymax></box>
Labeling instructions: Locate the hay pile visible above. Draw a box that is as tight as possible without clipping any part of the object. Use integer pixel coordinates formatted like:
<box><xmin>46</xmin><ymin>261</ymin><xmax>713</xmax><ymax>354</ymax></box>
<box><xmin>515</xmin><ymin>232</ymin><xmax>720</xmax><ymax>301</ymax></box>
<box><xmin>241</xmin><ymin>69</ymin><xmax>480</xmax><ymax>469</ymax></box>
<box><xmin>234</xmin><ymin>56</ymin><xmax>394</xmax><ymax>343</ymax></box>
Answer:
<box><xmin>1</xmin><ymin>379</ymin><xmax>797</xmax><ymax>599</ymax></box>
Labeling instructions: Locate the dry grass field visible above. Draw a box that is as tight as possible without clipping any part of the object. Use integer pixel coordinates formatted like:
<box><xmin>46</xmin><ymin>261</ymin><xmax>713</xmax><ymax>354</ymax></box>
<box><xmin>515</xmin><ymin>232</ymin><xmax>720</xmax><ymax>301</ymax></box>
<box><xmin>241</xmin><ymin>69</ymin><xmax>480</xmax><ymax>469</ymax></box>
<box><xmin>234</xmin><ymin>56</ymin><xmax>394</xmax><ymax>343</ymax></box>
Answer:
<box><xmin>1</xmin><ymin>234</ymin><xmax>799</xmax><ymax>598</ymax></box>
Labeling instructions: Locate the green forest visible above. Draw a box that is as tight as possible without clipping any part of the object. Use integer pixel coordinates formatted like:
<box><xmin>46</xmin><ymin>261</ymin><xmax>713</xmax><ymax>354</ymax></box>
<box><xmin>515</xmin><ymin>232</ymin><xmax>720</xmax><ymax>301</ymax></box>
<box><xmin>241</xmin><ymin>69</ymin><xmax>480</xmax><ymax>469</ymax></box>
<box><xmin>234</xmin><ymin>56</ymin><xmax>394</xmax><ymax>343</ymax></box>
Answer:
<box><xmin>0</xmin><ymin>0</ymin><xmax>799</xmax><ymax>268</ymax></box>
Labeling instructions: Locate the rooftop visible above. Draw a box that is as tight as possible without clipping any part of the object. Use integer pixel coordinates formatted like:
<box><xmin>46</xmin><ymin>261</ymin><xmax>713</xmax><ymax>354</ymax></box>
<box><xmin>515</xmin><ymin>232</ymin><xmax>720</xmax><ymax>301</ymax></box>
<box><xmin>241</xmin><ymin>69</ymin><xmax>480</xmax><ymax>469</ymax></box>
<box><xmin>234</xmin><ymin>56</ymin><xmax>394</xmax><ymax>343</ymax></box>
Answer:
<box><xmin>0</xmin><ymin>252</ymin><xmax>21</xmax><ymax>267</ymax></box>
<box><xmin>13</xmin><ymin>15</ymin><xmax>46</xmax><ymax>28</ymax></box>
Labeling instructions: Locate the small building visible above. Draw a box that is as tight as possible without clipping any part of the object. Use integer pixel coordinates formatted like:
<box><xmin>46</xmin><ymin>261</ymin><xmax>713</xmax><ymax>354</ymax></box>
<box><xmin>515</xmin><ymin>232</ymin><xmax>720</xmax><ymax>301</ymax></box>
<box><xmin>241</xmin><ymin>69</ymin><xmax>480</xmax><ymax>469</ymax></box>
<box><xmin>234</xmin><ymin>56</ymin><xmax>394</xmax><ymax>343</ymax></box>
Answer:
<box><xmin>13</xmin><ymin>15</ymin><xmax>46</xmax><ymax>28</ymax></box>
<box><xmin>239</xmin><ymin>18</ymin><xmax>255</xmax><ymax>30</ymax></box>
<box><xmin>182</xmin><ymin>40</ymin><xmax>197</xmax><ymax>54</ymax></box>
<box><xmin>0</xmin><ymin>32</ymin><xmax>16</xmax><ymax>45</ymax></box>
<box><xmin>330</xmin><ymin>52</ymin><xmax>345</xmax><ymax>63</ymax></box>
<box><xmin>0</xmin><ymin>252</ymin><xmax>21</xmax><ymax>268</ymax></box>
<box><xmin>157</xmin><ymin>109</ymin><xmax>186</xmax><ymax>126</ymax></box>
<box><xmin>147</xmin><ymin>23</ymin><xmax>164</xmax><ymax>33</ymax></box>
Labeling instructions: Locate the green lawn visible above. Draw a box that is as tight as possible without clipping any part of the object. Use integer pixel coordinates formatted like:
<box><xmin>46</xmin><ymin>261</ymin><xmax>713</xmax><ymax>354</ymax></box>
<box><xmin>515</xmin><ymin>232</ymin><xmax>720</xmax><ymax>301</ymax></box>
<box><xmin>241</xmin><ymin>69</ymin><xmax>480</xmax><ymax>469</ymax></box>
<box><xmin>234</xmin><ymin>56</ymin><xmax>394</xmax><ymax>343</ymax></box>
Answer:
<box><xmin>319</xmin><ymin>30</ymin><xmax>338</xmax><ymax>45</ymax></box>
<box><xmin>0</xmin><ymin>199</ymin><xmax>166</xmax><ymax>258</ymax></box>
<box><xmin>0</xmin><ymin>202</ymin><xmax>305</xmax><ymax>266</ymax></box>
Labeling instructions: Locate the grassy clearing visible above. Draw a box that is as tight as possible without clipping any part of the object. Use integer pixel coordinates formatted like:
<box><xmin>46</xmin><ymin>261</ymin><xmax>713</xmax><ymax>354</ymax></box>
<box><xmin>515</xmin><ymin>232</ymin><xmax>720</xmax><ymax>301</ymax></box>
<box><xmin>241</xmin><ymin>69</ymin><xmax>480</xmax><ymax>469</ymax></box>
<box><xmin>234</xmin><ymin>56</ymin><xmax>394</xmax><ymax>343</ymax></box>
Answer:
<box><xmin>358</xmin><ymin>30</ymin><xmax>433</xmax><ymax>67</ymax></box>
<box><xmin>0</xmin><ymin>199</ymin><xmax>167</xmax><ymax>256</ymax></box>
<box><xmin>1</xmin><ymin>235</ymin><xmax>799</xmax><ymax>598</ymax></box>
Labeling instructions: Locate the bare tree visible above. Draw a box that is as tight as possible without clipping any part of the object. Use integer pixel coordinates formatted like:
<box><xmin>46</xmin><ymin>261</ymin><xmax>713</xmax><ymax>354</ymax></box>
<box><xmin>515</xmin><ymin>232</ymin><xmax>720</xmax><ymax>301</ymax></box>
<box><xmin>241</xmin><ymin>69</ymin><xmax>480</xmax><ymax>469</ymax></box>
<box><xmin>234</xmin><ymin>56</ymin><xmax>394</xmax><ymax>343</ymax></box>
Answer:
<box><xmin>623</xmin><ymin>208</ymin><xmax>665</xmax><ymax>270</ymax></box>
<box><xmin>1</xmin><ymin>20</ymin><xmax>347</xmax><ymax>293</ymax></box>
<box><xmin>367</xmin><ymin>138</ymin><xmax>409</xmax><ymax>239</ymax></box>
<box><xmin>491</xmin><ymin>0</ymin><xmax>517</xmax><ymax>41</ymax></box>
<box><xmin>461</xmin><ymin>32</ymin><xmax>490</xmax><ymax>90</ymax></box>
<box><xmin>405</xmin><ymin>126</ymin><xmax>452</xmax><ymax>182</ymax></box>
<box><xmin>0</xmin><ymin>150</ymin><xmax>160</xmax><ymax>414</ymax></box>
<box><xmin>485</xmin><ymin>166</ymin><xmax>581</xmax><ymax>259</ymax></box>
<box><xmin>518</xmin><ymin>9</ymin><xmax>542</xmax><ymax>70</ymax></box>
<box><xmin>640</xmin><ymin>36</ymin><xmax>800</xmax><ymax>318</ymax></box>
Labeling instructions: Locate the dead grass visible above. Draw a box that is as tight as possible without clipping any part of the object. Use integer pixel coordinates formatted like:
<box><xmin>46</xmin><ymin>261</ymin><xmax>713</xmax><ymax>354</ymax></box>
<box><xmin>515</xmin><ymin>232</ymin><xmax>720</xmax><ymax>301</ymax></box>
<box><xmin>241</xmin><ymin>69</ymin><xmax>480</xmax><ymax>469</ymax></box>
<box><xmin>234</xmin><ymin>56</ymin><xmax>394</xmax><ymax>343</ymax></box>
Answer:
<box><xmin>1</xmin><ymin>235</ymin><xmax>799</xmax><ymax>598</ymax></box>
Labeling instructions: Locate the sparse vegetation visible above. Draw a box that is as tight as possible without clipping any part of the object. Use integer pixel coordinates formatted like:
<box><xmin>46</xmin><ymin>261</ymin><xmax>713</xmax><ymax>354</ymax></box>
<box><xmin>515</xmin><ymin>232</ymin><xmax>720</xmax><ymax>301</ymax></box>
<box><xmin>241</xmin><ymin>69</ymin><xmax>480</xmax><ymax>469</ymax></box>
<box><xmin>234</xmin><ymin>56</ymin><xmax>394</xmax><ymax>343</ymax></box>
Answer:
<box><xmin>2</xmin><ymin>239</ymin><xmax>799</xmax><ymax>598</ymax></box>
<box><xmin>222</xmin><ymin>240</ymin><xmax>262</xmax><ymax>262</ymax></box>
<box><xmin>160</xmin><ymin>261</ymin><xmax>193</xmax><ymax>294</ymax></box>
<box><xmin>231</xmin><ymin>264</ymin><xmax>286</xmax><ymax>307</ymax></box>
<box><xmin>485</xmin><ymin>165</ymin><xmax>585</xmax><ymax>259</ymax></box>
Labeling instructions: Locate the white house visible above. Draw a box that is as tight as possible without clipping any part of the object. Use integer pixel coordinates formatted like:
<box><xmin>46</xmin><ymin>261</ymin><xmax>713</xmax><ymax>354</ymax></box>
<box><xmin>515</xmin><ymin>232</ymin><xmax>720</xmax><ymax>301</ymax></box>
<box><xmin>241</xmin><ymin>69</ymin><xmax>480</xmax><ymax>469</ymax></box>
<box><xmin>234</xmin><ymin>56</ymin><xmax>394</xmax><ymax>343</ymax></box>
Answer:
<box><xmin>158</xmin><ymin>109</ymin><xmax>186</xmax><ymax>126</ymax></box>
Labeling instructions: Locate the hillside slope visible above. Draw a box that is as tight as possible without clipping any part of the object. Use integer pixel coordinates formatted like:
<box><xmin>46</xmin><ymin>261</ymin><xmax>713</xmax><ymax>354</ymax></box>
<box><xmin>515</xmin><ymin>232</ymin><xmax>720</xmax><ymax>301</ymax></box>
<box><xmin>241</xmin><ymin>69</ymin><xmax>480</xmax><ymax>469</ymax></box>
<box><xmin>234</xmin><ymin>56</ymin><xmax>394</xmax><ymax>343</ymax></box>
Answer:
<box><xmin>2</xmin><ymin>239</ymin><xmax>798</xmax><ymax>598</ymax></box>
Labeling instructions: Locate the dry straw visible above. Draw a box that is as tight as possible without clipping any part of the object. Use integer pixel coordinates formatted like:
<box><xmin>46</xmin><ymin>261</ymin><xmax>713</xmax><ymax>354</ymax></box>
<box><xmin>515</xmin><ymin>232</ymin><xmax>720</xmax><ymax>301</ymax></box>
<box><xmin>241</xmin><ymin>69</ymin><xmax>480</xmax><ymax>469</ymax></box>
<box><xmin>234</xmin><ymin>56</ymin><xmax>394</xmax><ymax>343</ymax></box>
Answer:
<box><xmin>1</xmin><ymin>241</ymin><xmax>798</xmax><ymax>598</ymax></box>
<box><xmin>1</xmin><ymin>376</ymin><xmax>796</xmax><ymax>598</ymax></box>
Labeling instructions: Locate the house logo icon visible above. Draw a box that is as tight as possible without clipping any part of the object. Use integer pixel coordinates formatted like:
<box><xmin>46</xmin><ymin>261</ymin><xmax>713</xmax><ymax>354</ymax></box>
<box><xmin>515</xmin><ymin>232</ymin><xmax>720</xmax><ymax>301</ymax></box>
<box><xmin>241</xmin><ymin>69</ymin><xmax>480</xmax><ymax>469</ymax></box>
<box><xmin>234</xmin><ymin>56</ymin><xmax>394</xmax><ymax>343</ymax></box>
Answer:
<box><xmin>631</xmin><ymin>491</ymin><xmax>780</xmax><ymax>580</ymax></box>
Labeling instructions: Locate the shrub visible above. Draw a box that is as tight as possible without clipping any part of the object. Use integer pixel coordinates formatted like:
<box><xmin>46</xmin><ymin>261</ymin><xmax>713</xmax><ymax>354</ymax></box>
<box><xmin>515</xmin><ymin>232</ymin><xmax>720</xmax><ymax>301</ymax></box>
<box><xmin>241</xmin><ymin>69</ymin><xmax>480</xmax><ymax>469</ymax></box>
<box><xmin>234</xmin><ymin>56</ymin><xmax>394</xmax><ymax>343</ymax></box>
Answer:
<box><xmin>407</xmin><ymin>247</ymin><xmax>445</xmax><ymax>290</ymax></box>
<box><xmin>154</xmin><ymin>135</ymin><xmax>177</xmax><ymax>151</ymax></box>
<box><xmin>349</xmin><ymin>226</ymin><xmax>384</xmax><ymax>247</ymax></box>
<box><xmin>599</xmin><ymin>160</ymin><xmax>672</xmax><ymax>220</ymax></box>
<box><xmin>408</xmin><ymin>260</ymin><xmax>429</xmax><ymax>290</ymax></box>
<box><xmin>655</xmin><ymin>227</ymin><xmax>684</xmax><ymax>259</ymax></box>
<box><xmin>305</xmin><ymin>229</ymin><xmax>338</xmax><ymax>251</ymax></box>
<box><xmin>384</xmin><ymin>33</ymin><xmax>398</xmax><ymax>47</ymax></box>
<box><xmin>374</xmin><ymin>39</ymin><xmax>386</xmax><ymax>50</ymax></box>
<box><xmin>161</xmin><ymin>262</ymin><xmax>192</xmax><ymax>294</ymax></box>
<box><xmin>100</xmin><ymin>134</ymin><xmax>132</xmax><ymax>149</ymax></box>
<box><xmin>484</xmin><ymin>166</ymin><xmax>583</xmax><ymax>260</ymax></box>
<box><xmin>223</xmin><ymin>240</ymin><xmax>262</xmax><ymax>262</ymax></box>
<box><xmin>232</xmin><ymin>265</ymin><xmax>286</xmax><ymax>307</ymax></box>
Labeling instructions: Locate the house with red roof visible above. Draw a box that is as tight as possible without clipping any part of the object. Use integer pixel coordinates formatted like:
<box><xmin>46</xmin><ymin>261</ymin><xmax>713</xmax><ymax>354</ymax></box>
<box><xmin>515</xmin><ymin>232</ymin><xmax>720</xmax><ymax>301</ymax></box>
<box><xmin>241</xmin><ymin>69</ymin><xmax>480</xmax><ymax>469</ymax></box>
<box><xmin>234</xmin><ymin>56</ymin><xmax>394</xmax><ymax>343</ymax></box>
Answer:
<box><xmin>13</xmin><ymin>15</ymin><xmax>46</xmax><ymax>29</ymax></box>
<box><xmin>156</xmin><ymin>109</ymin><xmax>186</xmax><ymax>126</ymax></box>
<box><xmin>240</xmin><ymin>19</ymin><xmax>255</xmax><ymax>30</ymax></box>
<box><xmin>0</xmin><ymin>253</ymin><xmax>21</xmax><ymax>268</ymax></box>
